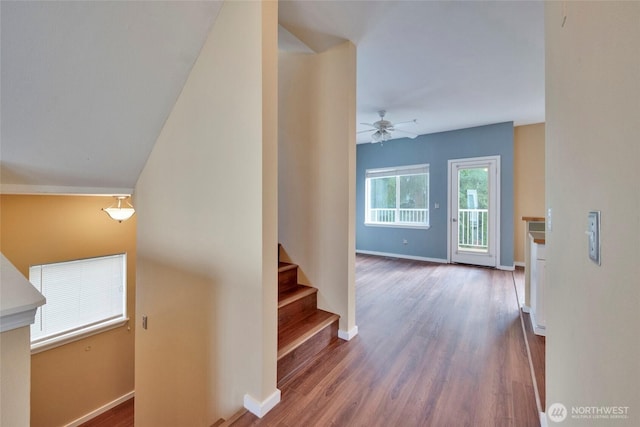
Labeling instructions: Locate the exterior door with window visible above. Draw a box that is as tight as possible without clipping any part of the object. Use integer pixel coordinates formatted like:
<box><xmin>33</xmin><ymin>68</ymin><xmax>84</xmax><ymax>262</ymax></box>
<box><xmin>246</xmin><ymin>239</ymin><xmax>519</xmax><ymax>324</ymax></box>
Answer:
<box><xmin>448</xmin><ymin>156</ymin><xmax>499</xmax><ymax>267</ymax></box>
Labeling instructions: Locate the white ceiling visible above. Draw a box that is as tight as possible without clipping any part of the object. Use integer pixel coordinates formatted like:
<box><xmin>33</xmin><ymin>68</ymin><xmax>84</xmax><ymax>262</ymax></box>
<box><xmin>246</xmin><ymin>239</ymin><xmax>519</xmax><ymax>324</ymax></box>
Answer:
<box><xmin>0</xmin><ymin>0</ymin><xmax>544</xmax><ymax>193</ymax></box>
<box><xmin>278</xmin><ymin>0</ymin><xmax>545</xmax><ymax>143</ymax></box>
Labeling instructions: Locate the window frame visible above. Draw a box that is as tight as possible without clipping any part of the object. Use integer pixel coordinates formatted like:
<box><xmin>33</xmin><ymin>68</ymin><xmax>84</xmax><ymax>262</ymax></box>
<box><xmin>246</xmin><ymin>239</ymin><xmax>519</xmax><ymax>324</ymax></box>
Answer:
<box><xmin>364</xmin><ymin>164</ymin><xmax>430</xmax><ymax>229</ymax></box>
<box><xmin>29</xmin><ymin>253</ymin><xmax>128</xmax><ymax>354</ymax></box>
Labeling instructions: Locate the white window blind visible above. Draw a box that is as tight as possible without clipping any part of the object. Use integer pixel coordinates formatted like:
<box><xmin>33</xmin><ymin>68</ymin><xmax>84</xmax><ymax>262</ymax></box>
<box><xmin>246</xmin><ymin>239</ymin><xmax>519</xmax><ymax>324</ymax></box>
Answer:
<box><xmin>30</xmin><ymin>254</ymin><xmax>127</xmax><ymax>348</ymax></box>
<box><xmin>365</xmin><ymin>164</ymin><xmax>428</xmax><ymax>180</ymax></box>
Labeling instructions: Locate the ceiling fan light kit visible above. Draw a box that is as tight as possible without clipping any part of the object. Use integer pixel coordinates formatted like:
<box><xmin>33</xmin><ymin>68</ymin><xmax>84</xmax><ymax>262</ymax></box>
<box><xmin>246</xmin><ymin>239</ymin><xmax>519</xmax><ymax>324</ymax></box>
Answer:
<box><xmin>359</xmin><ymin>110</ymin><xmax>418</xmax><ymax>143</ymax></box>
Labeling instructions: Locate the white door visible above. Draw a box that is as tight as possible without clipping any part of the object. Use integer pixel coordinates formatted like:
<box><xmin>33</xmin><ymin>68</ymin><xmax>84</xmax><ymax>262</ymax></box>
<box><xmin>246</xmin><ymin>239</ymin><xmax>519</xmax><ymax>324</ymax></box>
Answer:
<box><xmin>448</xmin><ymin>156</ymin><xmax>500</xmax><ymax>267</ymax></box>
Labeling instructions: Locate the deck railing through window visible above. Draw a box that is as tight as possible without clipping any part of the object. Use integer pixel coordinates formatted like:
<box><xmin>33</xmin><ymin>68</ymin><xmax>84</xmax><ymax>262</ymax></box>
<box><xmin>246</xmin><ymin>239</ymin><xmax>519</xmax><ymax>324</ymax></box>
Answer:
<box><xmin>369</xmin><ymin>208</ymin><xmax>428</xmax><ymax>224</ymax></box>
<box><xmin>458</xmin><ymin>209</ymin><xmax>489</xmax><ymax>250</ymax></box>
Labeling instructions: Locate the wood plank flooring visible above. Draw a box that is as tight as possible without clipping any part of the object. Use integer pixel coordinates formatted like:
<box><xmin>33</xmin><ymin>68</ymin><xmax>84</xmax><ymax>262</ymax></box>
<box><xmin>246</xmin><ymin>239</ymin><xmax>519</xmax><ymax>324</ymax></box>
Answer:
<box><xmin>78</xmin><ymin>255</ymin><xmax>540</xmax><ymax>426</ymax></box>
<box><xmin>232</xmin><ymin>255</ymin><xmax>539</xmax><ymax>426</ymax></box>
<box><xmin>513</xmin><ymin>268</ymin><xmax>546</xmax><ymax>412</ymax></box>
<box><xmin>78</xmin><ymin>398</ymin><xmax>134</xmax><ymax>427</ymax></box>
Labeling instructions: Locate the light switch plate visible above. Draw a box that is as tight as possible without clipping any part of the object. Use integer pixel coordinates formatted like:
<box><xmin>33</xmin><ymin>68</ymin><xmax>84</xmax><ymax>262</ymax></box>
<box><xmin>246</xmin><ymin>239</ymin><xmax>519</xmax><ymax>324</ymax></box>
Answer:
<box><xmin>588</xmin><ymin>211</ymin><xmax>601</xmax><ymax>265</ymax></box>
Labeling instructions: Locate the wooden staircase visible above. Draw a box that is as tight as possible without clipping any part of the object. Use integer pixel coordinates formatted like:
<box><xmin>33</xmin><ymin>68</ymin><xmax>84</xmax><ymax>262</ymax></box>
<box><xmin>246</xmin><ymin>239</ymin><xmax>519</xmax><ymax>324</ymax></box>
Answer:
<box><xmin>277</xmin><ymin>248</ymin><xmax>340</xmax><ymax>386</ymax></box>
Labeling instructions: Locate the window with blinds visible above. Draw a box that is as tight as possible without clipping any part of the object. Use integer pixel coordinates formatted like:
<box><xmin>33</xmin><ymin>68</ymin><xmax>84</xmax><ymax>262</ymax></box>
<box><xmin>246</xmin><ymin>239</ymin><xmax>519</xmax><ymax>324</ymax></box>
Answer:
<box><xmin>29</xmin><ymin>254</ymin><xmax>127</xmax><ymax>351</ymax></box>
<box><xmin>365</xmin><ymin>164</ymin><xmax>430</xmax><ymax>227</ymax></box>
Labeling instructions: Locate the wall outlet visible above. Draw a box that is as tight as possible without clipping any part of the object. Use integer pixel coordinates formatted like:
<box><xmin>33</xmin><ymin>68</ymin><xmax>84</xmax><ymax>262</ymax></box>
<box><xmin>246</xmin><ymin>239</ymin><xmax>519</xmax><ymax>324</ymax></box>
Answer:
<box><xmin>403</xmin><ymin>239</ymin><xmax>408</xmax><ymax>245</ymax></box>
<box><xmin>587</xmin><ymin>211</ymin><xmax>601</xmax><ymax>265</ymax></box>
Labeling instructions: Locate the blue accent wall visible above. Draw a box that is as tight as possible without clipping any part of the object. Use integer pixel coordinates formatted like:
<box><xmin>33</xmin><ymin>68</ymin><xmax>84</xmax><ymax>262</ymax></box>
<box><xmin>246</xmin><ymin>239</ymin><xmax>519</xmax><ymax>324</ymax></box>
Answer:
<box><xmin>356</xmin><ymin>122</ymin><xmax>514</xmax><ymax>267</ymax></box>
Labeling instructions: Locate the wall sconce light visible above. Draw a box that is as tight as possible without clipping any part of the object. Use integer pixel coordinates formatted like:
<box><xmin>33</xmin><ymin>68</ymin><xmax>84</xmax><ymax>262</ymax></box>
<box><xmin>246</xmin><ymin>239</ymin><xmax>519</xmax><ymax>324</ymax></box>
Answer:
<box><xmin>103</xmin><ymin>196</ymin><xmax>136</xmax><ymax>223</ymax></box>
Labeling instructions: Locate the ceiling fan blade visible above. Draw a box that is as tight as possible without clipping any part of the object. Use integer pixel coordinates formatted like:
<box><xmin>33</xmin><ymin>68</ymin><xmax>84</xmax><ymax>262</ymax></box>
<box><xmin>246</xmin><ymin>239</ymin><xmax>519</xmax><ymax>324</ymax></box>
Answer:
<box><xmin>393</xmin><ymin>128</ymin><xmax>419</xmax><ymax>139</ymax></box>
<box><xmin>392</xmin><ymin>119</ymin><xmax>417</xmax><ymax>128</ymax></box>
<box><xmin>357</xmin><ymin>129</ymin><xmax>375</xmax><ymax>134</ymax></box>
<box><xmin>360</xmin><ymin>122</ymin><xmax>377</xmax><ymax>127</ymax></box>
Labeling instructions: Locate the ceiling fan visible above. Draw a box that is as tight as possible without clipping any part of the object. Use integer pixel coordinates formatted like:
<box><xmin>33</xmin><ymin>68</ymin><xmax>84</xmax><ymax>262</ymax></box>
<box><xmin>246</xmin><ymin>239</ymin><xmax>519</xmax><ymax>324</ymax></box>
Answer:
<box><xmin>358</xmin><ymin>110</ymin><xmax>418</xmax><ymax>143</ymax></box>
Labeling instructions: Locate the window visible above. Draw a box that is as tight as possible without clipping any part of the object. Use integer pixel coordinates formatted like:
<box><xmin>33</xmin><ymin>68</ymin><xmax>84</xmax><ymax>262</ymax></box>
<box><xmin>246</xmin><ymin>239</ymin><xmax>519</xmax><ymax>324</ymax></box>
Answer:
<box><xmin>29</xmin><ymin>254</ymin><xmax>127</xmax><ymax>352</ymax></box>
<box><xmin>365</xmin><ymin>164</ymin><xmax>429</xmax><ymax>227</ymax></box>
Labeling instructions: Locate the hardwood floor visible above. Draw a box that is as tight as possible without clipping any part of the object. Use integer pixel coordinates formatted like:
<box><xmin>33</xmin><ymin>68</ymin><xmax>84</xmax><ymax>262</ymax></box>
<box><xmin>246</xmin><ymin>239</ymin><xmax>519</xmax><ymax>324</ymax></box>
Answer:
<box><xmin>78</xmin><ymin>398</ymin><xmax>134</xmax><ymax>427</ymax></box>
<box><xmin>232</xmin><ymin>255</ymin><xmax>539</xmax><ymax>426</ymax></box>
<box><xmin>79</xmin><ymin>256</ymin><xmax>541</xmax><ymax>426</ymax></box>
<box><xmin>522</xmin><ymin>310</ymin><xmax>546</xmax><ymax>412</ymax></box>
<box><xmin>514</xmin><ymin>267</ymin><xmax>546</xmax><ymax>412</ymax></box>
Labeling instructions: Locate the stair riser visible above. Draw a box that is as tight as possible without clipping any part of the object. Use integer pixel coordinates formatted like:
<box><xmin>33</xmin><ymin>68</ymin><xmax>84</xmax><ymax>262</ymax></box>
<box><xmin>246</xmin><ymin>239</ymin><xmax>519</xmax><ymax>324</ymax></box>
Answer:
<box><xmin>277</xmin><ymin>319</ymin><xmax>339</xmax><ymax>386</ymax></box>
<box><xmin>278</xmin><ymin>268</ymin><xmax>298</xmax><ymax>292</ymax></box>
<box><xmin>278</xmin><ymin>292</ymin><xmax>318</xmax><ymax>329</ymax></box>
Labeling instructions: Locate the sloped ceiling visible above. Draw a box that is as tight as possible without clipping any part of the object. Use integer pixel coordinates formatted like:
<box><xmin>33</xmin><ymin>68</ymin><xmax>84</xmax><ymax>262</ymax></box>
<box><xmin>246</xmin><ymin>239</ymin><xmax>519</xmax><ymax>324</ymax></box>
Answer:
<box><xmin>1</xmin><ymin>1</ymin><xmax>222</xmax><ymax>193</ymax></box>
<box><xmin>1</xmin><ymin>0</ymin><xmax>544</xmax><ymax>194</ymax></box>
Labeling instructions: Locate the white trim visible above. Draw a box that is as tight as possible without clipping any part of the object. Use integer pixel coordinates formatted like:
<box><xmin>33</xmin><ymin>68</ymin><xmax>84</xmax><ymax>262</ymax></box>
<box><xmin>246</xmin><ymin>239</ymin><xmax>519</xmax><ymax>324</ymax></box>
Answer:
<box><xmin>522</xmin><ymin>304</ymin><xmax>531</xmax><ymax>314</ymax></box>
<box><xmin>64</xmin><ymin>391</ymin><xmax>134</xmax><ymax>427</ymax></box>
<box><xmin>0</xmin><ymin>184</ymin><xmax>133</xmax><ymax>196</ymax></box>
<box><xmin>1</xmin><ymin>254</ymin><xmax>46</xmax><ymax>332</ymax></box>
<box><xmin>497</xmin><ymin>264</ymin><xmax>515</xmax><ymax>271</ymax></box>
<box><xmin>447</xmin><ymin>155</ymin><xmax>501</xmax><ymax>268</ymax></box>
<box><xmin>529</xmin><ymin>312</ymin><xmax>546</xmax><ymax>336</ymax></box>
<box><xmin>356</xmin><ymin>250</ymin><xmax>448</xmax><ymax>264</ymax></box>
<box><xmin>365</xmin><ymin>164</ymin><xmax>430</xmax><ymax>229</ymax></box>
<box><xmin>244</xmin><ymin>389</ymin><xmax>281</xmax><ymax>418</ymax></box>
<box><xmin>540</xmin><ymin>411</ymin><xmax>548</xmax><ymax>427</ymax></box>
<box><xmin>0</xmin><ymin>307</ymin><xmax>39</xmax><ymax>333</ymax></box>
<box><xmin>338</xmin><ymin>326</ymin><xmax>359</xmax><ymax>341</ymax></box>
<box><xmin>514</xmin><ymin>261</ymin><xmax>526</xmax><ymax>268</ymax></box>
<box><xmin>447</xmin><ymin>163</ymin><xmax>452</xmax><ymax>262</ymax></box>
<box><xmin>364</xmin><ymin>223</ymin><xmax>431</xmax><ymax>230</ymax></box>
<box><xmin>31</xmin><ymin>318</ymin><xmax>129</xmax><ymax>354</ymax></box>
<box><xmin>515</xmin><ymin>276</ymin><xmax>543</xmax><ymax>418</ymax></box>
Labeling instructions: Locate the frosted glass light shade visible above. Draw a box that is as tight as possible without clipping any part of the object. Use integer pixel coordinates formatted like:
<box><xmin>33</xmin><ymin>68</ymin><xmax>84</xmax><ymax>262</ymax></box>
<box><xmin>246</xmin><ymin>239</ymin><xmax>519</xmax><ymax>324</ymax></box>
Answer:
<box><xmin>103</xmin><ymin>196</ymin><xmax>135</xmax><ymax>222</ymax></box>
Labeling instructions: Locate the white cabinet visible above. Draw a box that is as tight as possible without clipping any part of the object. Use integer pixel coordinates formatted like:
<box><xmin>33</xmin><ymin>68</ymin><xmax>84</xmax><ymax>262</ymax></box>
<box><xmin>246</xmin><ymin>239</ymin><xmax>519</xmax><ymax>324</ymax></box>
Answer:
<box><xmin>529</xmin><ymin>234</ymin><xmax>546</xmax><ymax>336</ymax></box>
<box><xmin>522</xmin><ymin>218</ymin><xmax>544</xmax><ymax>312</ymax></box>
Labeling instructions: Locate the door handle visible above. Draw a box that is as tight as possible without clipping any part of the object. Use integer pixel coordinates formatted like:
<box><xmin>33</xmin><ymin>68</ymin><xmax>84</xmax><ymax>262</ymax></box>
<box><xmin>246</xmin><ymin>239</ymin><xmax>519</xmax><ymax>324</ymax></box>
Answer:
<box><xmin>452</xmin><ymin>218</ymin><xmax>457</xmax><ymax>222</ymax></box>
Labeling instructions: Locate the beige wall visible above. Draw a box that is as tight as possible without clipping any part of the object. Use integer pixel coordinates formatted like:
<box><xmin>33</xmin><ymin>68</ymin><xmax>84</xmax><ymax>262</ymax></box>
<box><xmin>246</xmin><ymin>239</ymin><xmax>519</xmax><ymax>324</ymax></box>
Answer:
<box><xmin>260</xmin><ymin>0</ymin><xmax>279</xmax><ymax>400</ymax></box>
<box><xmin>545</xmin><ymin>2</ymin><xmax>640</xmax><ymax>425</ymax></box>
<box><xmin>278</xmin><ymin>41</ymin><xmax>357</xmax><ymax>334</ymax></box>
<box><xmin>0</xmin><ymin>195</ymin><xmax>136</xmax><ymax>427</ymax></box>
<box><xmin>134</xmin><ymin>1</ymin><xmax>278</xmax><ymax>424</ymax></box>
<box><xmin>513</xmin><ymin>123</ymin><xmax>545</xmax><ymax>265</ymax></box>
<box><xmin>0</xmin><ymin>327</ymin><xmax>31</xmax><ymax>427</ymax></box>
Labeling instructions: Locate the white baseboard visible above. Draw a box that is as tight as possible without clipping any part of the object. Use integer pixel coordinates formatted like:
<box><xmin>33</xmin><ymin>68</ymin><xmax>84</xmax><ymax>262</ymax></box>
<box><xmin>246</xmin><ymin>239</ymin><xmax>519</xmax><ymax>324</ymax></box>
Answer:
<box><xmin>356</xmin><ymin>250</ymin><xmax>518</xmax><ymax>271</ymax></box>
<box><xmin>356</xmin><ymin>250</ymin><xmax>447</xmax><ymax>264</ymax></box>
<box><xmin>522</xmin><ymin>304</ymin><xmax>531</xmax><ymax>314</ymax></box>
<box><xmin>244</xmin><ymin>389</ymin><xmax>281</xmax><ymax>418</ymax></box>
<box><xmin>514</xmin><ymin>261</ymin><xmax>525</xmax><ymax>268</ymax></box>
<box><xmin>338</xmin><ymin>326</ymin><xmax>358</xmax><ymax>341</ymax></box>
<box><xmin>65</xmin><ymin>391</ymin><xmax>134</xmax><ymax>427</ymax></box>
<box><xmin>529</xmin><ymin>312</ymin><xmax>546</xmax><ymax>336</ymax></box>
<box><xmin>540</xmin><ymin>411</ymin><xmax>547</xmax><ymax>427</ymax></box>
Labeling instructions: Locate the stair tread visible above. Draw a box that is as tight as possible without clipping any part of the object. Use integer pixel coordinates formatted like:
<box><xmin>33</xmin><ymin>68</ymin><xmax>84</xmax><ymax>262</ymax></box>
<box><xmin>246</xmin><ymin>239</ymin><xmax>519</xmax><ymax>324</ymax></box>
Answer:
<box><xmin>278</xmin><ymin>262</ymin><xmax>298</xmax><ymax>272</ymax></box>
<box><xmin>278</xmin><ymin>309</ymin><xmax>340</xmax><ymax>360</ymax></box>
<box><xmin>278</xmin><ymin>284</ymin><xmax>317</xmax><ymax>308</ymax></box>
